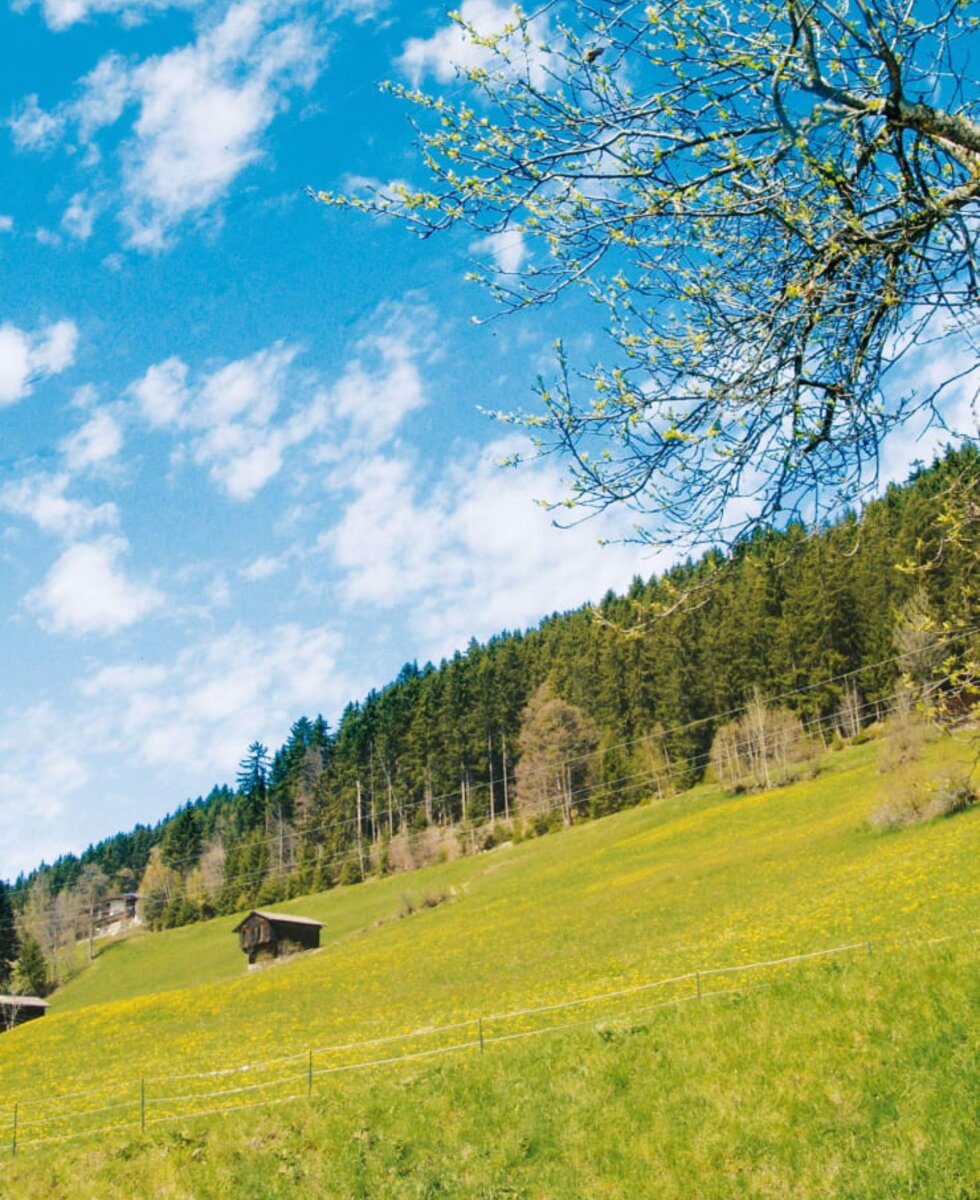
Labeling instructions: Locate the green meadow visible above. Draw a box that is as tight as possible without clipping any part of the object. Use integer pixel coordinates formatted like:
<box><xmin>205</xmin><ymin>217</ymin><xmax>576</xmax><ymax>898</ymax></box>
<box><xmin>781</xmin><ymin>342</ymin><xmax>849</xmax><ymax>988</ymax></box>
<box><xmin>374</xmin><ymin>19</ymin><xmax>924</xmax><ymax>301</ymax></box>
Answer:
<box><xmin>1</xmin><ymin>736</ymin><xmax>977</xmax><ymax>1198</ymax></box>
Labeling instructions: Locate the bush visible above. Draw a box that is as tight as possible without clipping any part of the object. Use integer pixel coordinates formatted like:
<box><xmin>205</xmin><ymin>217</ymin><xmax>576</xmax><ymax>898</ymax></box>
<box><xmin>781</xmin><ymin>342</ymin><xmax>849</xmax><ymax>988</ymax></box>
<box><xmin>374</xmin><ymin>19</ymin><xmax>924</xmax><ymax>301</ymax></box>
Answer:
<box><xmin>870</xmin><ymin>771</ymin><xmax>977</xmax><ymax>831</ymax></box>
<box><xmin>877</xmin><ymin>701</ymin><xmax>929</xmax><ymax>774</ymax></box>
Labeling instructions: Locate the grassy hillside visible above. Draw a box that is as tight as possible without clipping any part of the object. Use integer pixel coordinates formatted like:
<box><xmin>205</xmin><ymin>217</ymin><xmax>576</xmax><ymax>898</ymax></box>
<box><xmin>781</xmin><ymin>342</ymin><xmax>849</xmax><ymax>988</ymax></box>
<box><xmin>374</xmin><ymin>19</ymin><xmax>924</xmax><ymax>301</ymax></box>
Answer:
<box><xmin>1</xmin><ymin>735</ymin><xmax>977</xmax><ymax>1198</ymax></box>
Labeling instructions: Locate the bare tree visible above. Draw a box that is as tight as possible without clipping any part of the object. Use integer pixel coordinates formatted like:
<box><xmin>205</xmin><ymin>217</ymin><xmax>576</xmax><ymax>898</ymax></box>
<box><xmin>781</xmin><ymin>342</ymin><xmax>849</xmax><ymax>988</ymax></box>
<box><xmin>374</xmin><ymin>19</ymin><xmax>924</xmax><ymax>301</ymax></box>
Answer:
<box><xmin>73</xmin><ymin>864</ymin><xmax>110</xmax><ymax>962</ymax></box>
<box><xmin>324</xmin><ymin>0</ymin><xmax>978</xmax><ymax>548</ymax></box>
<box><xmin>186</xmin><ymin>839</ymin><xmax>226</xmax><ymax>910</ymax></box>
<box><xmin>515</xmin><ymin>683</ymin><xmax>599</xmax><ymax>825</ymax></box>
<box><xmin>19</xmin><ymin>878</ymin><xmax>75</xmax><ymax>986</ymax></box>
<box><xmin>710</xmin><ymin>691</ymin><xmax>814</xmax><ymax>790</ymax></box>
<box><xmin>836</xmin><ymin>680</ymin><xmax>864</xmax><ymax>740</ymax></box>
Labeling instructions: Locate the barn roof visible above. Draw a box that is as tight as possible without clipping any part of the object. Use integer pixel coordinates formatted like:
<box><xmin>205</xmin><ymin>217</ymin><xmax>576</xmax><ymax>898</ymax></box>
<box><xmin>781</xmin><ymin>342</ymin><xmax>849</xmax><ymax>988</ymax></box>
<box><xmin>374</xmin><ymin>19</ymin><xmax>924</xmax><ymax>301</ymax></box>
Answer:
<box><xmin>0</xmin><ymin>995</ymin><xmax>49</xmax><ymax>1009</ymax></box>
<box><xmin>232</xmin><ymin>910</ymin><xmax>324</xmax><ymax>932</ymax></box>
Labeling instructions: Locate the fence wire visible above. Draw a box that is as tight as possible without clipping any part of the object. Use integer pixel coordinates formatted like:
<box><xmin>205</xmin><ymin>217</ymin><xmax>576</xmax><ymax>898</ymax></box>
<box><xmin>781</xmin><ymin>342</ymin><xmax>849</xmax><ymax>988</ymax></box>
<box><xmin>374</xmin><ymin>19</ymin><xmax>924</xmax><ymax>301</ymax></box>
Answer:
<box><xmin>3</xmin><ymin>926</ymin><xmax>974</xmax><ymax>1153</ymax></box>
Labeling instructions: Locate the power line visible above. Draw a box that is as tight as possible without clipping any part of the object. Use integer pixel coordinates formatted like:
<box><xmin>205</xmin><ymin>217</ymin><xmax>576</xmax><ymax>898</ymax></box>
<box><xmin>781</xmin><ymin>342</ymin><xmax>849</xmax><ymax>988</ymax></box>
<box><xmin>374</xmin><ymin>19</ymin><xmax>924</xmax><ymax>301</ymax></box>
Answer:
<box><xmin>0</xmin><ymin>641</ymin><xmax>972</xmax><ymax>933</ymax></box>
<box><xmin>0</xmin><ymin>680</ymin><xmax>925</xmax><ymax>936</ymax></box>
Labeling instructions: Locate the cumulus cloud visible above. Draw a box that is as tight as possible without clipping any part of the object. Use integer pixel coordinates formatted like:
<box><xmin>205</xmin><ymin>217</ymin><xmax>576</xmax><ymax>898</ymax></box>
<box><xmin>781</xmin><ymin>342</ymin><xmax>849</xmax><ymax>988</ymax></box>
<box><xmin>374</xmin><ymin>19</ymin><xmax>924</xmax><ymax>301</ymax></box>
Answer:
<box><xmin>0</xmin><ymin>620</ymin><xmax>350</xmax><ymax>876</ymax></box>
<box><xmin>27</xmin><ymin>535</ymin><xmax>163</xmax><ymax>634</ymax></box>
<box><xmin>61</xmin><ymin>191</ymin><xmax>99</xmax><ymax>241</ymax></box>
<box><xmin>1</xmin><ymin>471</ymin><xmax>119</xmax><ymax>538</ymax></box>
<box><xmin>399</xmin><ymin>0</ymin><xmax>552</xmax><ymax>88</ymax></box>
<box><xmin>128</xmin><ymin>306</ymin><xmax>433</xmax><ymax>503</ymax></box>
<box><xmin>0</xmin><ymin>215</ymin><xmax>13</xmax><ymax>233</ymax></box>
<box><xmin>325</xmin><ymin>313</ymin><xmax>429</xmax><ymax>449</ymax></box>
<box><xmin>0</xmin><ymin>703</ymin><xmax>93</xmax><ymax>876</ymax></box>
<box><xmin>59</xmin><ymin>406</ymin><xmax>124</xmax><ymax>471</ymax></box>
<box><xmin>10</xmin><ymin>0</ymin><xmax>327</xmax><ymax>248</ymax></box>
<box><xmin>130</xmin><ymin>341</ymin><xmax>329</xmax><ymax>499</ymax></box>
<box><xmin>324</xmin><ymin>434</ymin><xmax>651</xmax><ymax>656</ymax></box>
<box><xmin>18</xmin><ymin>0</ymin><xmax>196</xmax><ymax>33</ymax></box>
<box><xmin>8</xmin><ymin>94</ymin><xmax>65</xmax><ymax>150</ymax></box>
<box><xmin>470</xmin><ymin>229</ymin><xmax>527</xmax><ymax>274</ymax></box>
<box><xmin>0</xmin><ymin>318</ymin><xmax>78</xmax><ymax>406</ymax></box>
<box><xmin>80</xmin><ymin>622</ymin><xmax>345</xmax><ymax>768</ymax></box>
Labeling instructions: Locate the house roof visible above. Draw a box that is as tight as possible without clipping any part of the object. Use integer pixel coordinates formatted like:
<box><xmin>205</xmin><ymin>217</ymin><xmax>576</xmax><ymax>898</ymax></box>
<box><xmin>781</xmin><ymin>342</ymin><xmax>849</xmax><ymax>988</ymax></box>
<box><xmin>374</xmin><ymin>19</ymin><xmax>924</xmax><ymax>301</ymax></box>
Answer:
<box><xmin>232</xmin><ymin>910</ymin><xmax>324</xmax><ymax>932</ymax></box>
<box><xmin>0</xmin><ymin>995</ymin><xmax>49</xmax><ymax>1009</ymax></box>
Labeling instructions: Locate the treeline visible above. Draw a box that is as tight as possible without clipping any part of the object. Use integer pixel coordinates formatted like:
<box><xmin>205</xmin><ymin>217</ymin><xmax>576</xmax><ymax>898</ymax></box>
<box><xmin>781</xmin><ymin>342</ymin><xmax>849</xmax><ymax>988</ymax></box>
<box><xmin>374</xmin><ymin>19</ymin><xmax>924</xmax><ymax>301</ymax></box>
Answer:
<box><xmin>3</xmin><ymin>448</ymin><xmax>976</xmax><ymax>974</ymax></box>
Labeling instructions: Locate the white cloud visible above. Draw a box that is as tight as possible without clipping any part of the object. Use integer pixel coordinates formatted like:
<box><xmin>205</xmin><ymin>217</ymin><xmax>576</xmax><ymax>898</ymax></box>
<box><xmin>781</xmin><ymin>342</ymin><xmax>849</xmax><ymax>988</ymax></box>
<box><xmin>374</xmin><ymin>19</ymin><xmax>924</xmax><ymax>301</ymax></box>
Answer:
<box><xmin>30</xmin><ymin>0</ymin><xmax>195</xmax><ymax>32</ymax></box>
<box><xmin>399</xmin><ymin>0</ymin><xmax>552</xmax><ymax>88</ymax></box>
<box><xmin>61</xmin><ymin>191</ymin><xmax>99</xmax><ymax>241</ymax></box>
<box><xmin>326</xmin><ymin>317</ymin><xmax>429</xmax><ymax>448</ymax></box>
<box><xmin>241</xmin><ymin>553</ymin><xmax>290</xmax><ymax>580</ymax></box>
<box><xmin>0</xmin><ymin>703</ymin><xmax>92</xmax><ymax>876</ymax></box>
<box><xmin>8</xmin><ymin>94</ymin><xmax>65</xmax><ymax>150</ymax></box>
<box><xmin>78</xmin><ymin>622</ymin><xmax>346</xmax><ymax>768</ymax></box>
<box><xmin>129</xmin><ymin>310</ymin><xmax>433</xmax><ymax>505</ymax></box>
<box><xmin>0</xmin><ymin>620</ymin><xmax>351</xmax><ymax>876</ymax></box>
<box><xmin>325</xmin><ymin>434</ymin><xmax>655</xmax><ymax>657</ymax></box>
<box><xmin>1</xmin><ymin>471</ymin><xmax>119</xmax><ymax>537</ymax></box>
<box><xmin>130</xmin><ymin>341</ymin><xmax>326</xmax><ymax>500</ymax></box>
<box><xmin>470</xmin><ymin>229</ymin><xmax>527</xmax><ymax>274</ymax></box>
<box><xmin>10</xmin><ymin>0</ymin><xmax>327</xmax><ymax>248</ymax></box>
<box><xmin>30</xmin><ymin>318</ymin><xmax>78</xmax><ymax>374</ymax></box>
<box><xmin>114</xmin><ymin>0</ymin><xmax>325</xmax><ymax>248</ymax></box>
<box><xmin>60</xmin><ymin>406</ymin><xmax>124</xmax><ymax>471</ymax></box>
<box><xmin>0</xmin><ymin>318</ymin><xmax>78</xmax><ymax>406</ymax></box>
<box><xmin>878</xmin><ymin>340</ymin><xmax>979</xmax><ymax>486</ymax></box>
<box><xmin>27</xmin><ymin>535</ymin><xmax>163</xmax><ymax>634</ymax></box>
<box><xmin>35</xmin><ymin>227</ymin><xmax>63</xmax><ymax>247</ymax></box>
<box><xmin>20</xmin><ymin>0</ymin><xmax>378</xmax><ymax>34</ymax></box>
<box><xmin>0</xmin><ymin>215</ymin><xmax>13</xmax><ymax>233</ymax></box>
<box><xmin>73</xmin><ymin>53</ymin><xmax>135</xmax><ymax>140</ymax></box>
<box><xmin>132</xmin><ymin>355</ymin><xmax>188</xmax><ymax>426</ymax></box>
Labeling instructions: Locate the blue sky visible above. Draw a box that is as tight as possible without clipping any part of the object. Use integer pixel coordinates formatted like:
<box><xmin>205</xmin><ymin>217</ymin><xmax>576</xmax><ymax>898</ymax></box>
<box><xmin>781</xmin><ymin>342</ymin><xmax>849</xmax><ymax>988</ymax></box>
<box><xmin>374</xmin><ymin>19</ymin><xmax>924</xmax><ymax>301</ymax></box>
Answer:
<box><xmin>0</xmin><ymin>0</ymin><xmax>972</xmax><ymax>879</ymax></box>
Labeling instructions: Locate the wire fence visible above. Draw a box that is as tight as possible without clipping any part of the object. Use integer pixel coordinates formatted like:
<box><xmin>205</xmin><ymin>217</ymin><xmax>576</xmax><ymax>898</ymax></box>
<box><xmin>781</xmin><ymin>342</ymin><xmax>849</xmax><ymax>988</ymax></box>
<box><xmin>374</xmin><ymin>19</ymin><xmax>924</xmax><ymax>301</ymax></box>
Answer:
<box><xmin>2</xmin><ymin>925</ymin><xmax>972</xmax><ymax>1155</ymax></box>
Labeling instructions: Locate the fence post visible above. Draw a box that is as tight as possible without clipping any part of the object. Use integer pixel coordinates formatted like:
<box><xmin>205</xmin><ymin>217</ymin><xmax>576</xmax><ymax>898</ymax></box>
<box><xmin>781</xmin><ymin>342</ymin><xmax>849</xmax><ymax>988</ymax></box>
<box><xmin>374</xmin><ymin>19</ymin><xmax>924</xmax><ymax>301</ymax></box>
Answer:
<box><xmin>308</xmin><ymin>1049</ymin><xmax>313</xmax><ymax>1098</ymax></box>
<box><xmin>866</xmin><ymin>941</ymin><xmax>873</xmax><ymax>958</ymax></box>
<box><xmin>696</xmin><ymin>972</ymin><xmax>701</xmax><ymax>1000</ymax></box>
<box><xmin>478</xmin><ymin>1018</ymin><xmax>484</xmax><ymax>1055</ymax></box>
<box><xmin>140</xmin><ymin>1077</ymin><xmax>145</xmax><ymax>1132</ymax></box>
<box><xmin>11</xmin><ymin>1103</ymin><xmax>17</xmax><ymax>1157</ymax></box>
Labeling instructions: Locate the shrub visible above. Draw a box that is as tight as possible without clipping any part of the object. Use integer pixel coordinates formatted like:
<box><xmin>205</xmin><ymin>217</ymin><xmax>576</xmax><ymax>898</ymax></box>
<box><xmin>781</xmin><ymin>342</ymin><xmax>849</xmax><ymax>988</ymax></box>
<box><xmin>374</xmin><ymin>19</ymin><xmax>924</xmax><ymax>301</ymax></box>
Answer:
<box><xmin>870</xmin><ymin>771</ymin><xmax>977</xmax><ymax>831</ymax></box>
<box><xmin>877</xmin><ymin>698</ymin><xmax>929</xmax><ymax>774</ymax></box>
<box><xmin>709</xmin><ymin>693</ymin><xmax>817</xmax><ymax>793</ymax></box>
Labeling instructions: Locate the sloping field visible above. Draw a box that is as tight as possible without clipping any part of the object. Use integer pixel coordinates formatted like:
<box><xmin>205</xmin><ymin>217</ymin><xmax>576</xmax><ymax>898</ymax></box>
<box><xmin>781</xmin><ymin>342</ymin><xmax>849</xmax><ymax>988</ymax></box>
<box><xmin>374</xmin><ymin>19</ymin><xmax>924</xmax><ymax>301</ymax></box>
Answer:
<box><xmin>1</xmin><ymin>737</ymin><xmax>977</xmax><ymax>1198</ymax></box>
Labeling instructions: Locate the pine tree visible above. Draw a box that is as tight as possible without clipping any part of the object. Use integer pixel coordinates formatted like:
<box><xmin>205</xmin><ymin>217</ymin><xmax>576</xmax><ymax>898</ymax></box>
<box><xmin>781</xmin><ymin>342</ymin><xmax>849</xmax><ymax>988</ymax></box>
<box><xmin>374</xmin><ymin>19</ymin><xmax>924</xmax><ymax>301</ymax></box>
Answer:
<box><xmin>12</xmin><ymin>933</ymin><xmax>50</xmax><ymax>997</ymax></box>
<box><xmin>0</xmin><ymin>881</ymin><xmax>19</xmax><ymax>989</ymax></box>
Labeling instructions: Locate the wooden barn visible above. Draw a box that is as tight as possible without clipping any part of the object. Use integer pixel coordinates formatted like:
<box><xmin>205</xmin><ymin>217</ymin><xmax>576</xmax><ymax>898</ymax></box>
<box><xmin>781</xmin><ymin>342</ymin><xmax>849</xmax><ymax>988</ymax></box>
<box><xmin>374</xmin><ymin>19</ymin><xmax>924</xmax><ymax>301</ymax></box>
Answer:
<box><xmin>233</xmin><ymin>910</ymin><xmax>323</xmax><ymax>968</ymax></box>
<box><xmin>0</xmin><ymin>994</ymin><xmax>49</xmax><ymax>1032</ymax></box>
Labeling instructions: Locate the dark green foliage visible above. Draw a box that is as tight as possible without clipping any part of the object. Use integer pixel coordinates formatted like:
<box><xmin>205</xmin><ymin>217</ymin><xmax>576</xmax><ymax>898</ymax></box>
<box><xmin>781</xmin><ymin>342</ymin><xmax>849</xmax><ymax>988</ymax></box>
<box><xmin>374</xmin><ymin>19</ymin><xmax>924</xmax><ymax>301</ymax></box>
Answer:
<box><xmin>4</xmin><ymin>449</ymin><xmax>976</xmax><ymax>931</ymax></box>
<box><xmin>13</xmin><ymin>933</ymin><xmax>50</xmax><ymax>997</ymax></box>
<box><xmin>0</xmin><ymin>882</ymin><xmax>19</xmax><ymax>989</ymax></box>
<box><xmin>160</xmin><ymin>806</ymin><xmax>203</xmax><ymax>872</ymax></box>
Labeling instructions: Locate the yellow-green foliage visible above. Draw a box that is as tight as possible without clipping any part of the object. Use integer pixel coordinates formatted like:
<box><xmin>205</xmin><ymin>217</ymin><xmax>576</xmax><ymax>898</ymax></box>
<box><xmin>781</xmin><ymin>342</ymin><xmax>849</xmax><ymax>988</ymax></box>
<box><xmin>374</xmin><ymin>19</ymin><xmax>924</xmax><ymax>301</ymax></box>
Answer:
<box><xmin>0</xmin><ymin>737</ymin><xmax>977</xmax><ymax>1198</ymax></box>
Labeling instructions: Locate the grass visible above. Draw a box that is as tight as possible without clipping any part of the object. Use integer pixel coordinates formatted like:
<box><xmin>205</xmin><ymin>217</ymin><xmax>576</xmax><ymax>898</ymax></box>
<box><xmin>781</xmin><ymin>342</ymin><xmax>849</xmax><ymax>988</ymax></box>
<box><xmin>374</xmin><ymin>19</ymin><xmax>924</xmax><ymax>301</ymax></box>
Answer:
<box><xmin>0</xmin><ymin>735</ymin><xmax>977</xmax><ymax>1198</ymax></box>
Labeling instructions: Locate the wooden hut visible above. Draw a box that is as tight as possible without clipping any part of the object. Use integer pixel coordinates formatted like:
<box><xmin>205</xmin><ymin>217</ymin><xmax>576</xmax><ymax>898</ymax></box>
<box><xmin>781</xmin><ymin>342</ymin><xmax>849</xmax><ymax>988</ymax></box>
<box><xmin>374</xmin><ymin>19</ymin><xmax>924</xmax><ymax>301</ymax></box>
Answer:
<box><xmin>0</xmin><ymin>995</ymin><xmax>49</xmax><ymax>1032</ymax></box>
<box><xmin>233</xmin><ymin>910</ymin><xmax>323</xmax><ymax>968</ymax></box>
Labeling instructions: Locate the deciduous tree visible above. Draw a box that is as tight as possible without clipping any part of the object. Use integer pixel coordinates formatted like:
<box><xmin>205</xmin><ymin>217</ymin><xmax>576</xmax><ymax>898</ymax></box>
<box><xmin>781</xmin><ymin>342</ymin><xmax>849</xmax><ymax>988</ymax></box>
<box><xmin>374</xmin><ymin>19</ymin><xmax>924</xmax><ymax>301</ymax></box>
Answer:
<box><xmin>515</xmin><ymin>682</ymin><xmax>599</xmax><ymax>824</ymax></box>
<box><xmin>324</xmin><ymin>0</ymin><xmax>979</xmax><ymax>547</ymax></box>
